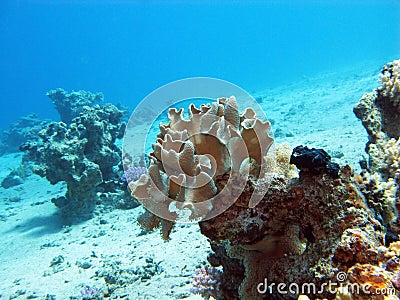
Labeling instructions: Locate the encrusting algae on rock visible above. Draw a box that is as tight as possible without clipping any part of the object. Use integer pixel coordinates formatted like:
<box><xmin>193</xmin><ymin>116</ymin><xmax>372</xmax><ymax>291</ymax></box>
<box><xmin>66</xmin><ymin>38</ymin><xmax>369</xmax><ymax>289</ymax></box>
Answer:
<box><xmin>128</xmin><ymin>60</ymin><xmax>400</xmax><ymax>299</ymax></box>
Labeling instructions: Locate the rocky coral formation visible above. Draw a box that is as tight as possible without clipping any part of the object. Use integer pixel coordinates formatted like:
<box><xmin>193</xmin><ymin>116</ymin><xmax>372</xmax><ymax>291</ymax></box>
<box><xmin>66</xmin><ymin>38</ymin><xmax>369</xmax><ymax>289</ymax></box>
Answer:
<box><xmin>354</xmin><ymin>59</ymin><xmax>400</xmax><ymax>234</ymax></box>
<box><xmin>47</xmin><ymin>88</ymin><xmax>103</xmax><ymax>124</ymax></box>
<box><xmin>199</xmin><ymin>163</ymin><xmax>391</xmax><ymax>299</ymax></box>
<box><xmin>0</xmin><ymin>114</ymin><xmax>49</xmax><ymax>154</ymax></box>
<box><xmin>206</xmin><ymin>241</ymin><xmax>245</xmax><ymax>299</ymax></box>
<box><xmin>379</xmin><ymin>59</ymin><xmax>400</xmax><ymax>113</ymax></box>
<box><xmin>354</xmin><ymin>60</ymin><xmax>400</xmax><ymax>141</ymax></box>
<box><xmin>21</xmin><ymin>103</ymin><xmax>131</xmax><ymax>221</ymax></box>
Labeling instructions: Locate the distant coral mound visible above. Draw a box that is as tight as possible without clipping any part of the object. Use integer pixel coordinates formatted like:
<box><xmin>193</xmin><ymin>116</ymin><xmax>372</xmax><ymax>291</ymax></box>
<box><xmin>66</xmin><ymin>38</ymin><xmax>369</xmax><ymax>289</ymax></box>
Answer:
<box><xmin>0</xmin><ymin>114</ymin><xmax>48</xmax><ymax>155</ymax></box>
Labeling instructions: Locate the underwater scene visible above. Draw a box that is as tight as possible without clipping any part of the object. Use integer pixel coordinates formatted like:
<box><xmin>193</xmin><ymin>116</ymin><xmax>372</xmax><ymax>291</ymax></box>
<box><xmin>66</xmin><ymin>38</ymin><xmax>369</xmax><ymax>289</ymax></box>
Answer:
<box><xmin>1</xmin><ymin>1</ymin><xmax>400</xmax><ymax>300</ymax></box>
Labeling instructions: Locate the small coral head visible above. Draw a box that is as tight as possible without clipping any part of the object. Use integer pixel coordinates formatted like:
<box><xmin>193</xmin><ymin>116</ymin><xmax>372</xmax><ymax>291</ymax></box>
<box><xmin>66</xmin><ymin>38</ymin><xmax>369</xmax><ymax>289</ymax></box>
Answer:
<box><xmin>121</xmin><ymin>166</ymin><xmax>148</xmax><ymax>183</ymax></box>
<box><xmin>190</xmin><ymin>266</ymin><xmax>221</xmax><ymax>299</ymax></box>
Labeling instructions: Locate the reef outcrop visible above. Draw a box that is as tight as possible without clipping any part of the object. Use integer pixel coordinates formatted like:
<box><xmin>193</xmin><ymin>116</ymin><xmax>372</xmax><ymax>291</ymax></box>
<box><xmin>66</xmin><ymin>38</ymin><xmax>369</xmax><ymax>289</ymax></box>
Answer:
<box><xmin>199</xmin><ymin>161</ymin><xmax>389</xmax><ymax>299</ymax></box>
<box><xmin>354</xmin><ymin>59</ymin><xmax>400</xmax><ymax>141</ymax></box>
<box><xmin>354</xmin><ymin>59</ymin><xmax>400</xmax><ymax>233</ymax></box>
<box><xmin>21</xmin><ymin>100</ymin><xmax>131</xmax><ymax>221</ymax></box>
<box><xmin>47</xmin><ymin>88</ymin><xmax>104</xmax><ymax>124</ymax></box>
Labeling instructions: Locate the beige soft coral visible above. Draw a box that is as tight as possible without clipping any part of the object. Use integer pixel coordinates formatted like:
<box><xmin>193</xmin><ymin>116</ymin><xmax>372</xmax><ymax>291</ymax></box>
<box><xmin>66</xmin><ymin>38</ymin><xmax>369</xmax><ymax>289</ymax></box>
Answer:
<box><xmin>129</xmin><ymin>96</ymin><xmax>274</xmax><ymax>238</ymax></box>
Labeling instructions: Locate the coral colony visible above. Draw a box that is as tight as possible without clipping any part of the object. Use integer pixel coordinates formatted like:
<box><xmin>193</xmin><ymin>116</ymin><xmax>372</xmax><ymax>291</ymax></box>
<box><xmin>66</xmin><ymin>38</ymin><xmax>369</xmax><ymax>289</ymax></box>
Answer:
<box><xmin>190</xmin><ymin>266</ymin><xmax>222</xmax><ymax>300</ymax></box>
<box><xmin>20</xmin><ymin>89</ymin><xmax>134</xmax><ymax>221</ymax></box>
<box><xmin>121</xmin><ymin>166</ymin><xmax>148</xmax><ymax>183</ymax></box>
<box><xmin>129</xmin><ymin>60</ymin><xmax>400</xmax><ymax>299</ymax></box>
<box><xmin>79</xmin><ymin>285</ymin><xmax>102</xmax><ymax>299</ymax></box>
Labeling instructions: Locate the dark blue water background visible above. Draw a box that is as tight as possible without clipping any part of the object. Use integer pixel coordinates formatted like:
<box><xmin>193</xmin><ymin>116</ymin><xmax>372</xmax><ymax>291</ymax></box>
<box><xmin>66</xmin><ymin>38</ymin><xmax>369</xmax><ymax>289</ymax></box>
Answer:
<box><xmin>0</xmin><ymin>1</ymin><xmax>399</xmax><ymax>129</ymax></box>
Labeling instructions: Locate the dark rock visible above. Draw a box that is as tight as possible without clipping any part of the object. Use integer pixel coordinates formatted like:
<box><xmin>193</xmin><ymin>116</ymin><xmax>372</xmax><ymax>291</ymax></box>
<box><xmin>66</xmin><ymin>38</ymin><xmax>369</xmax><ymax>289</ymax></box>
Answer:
<box><xmin>290</xmin><ymin>145</ymin><xmax>330</xmax><ymax>171</ymax></box>
<box><xmin>385</xmin><ymin>227</ymin><xmax>399</xmax><ymax>246</ymax></box>
<box><xmin>359</xmin><ymin>156</ymin><xmax>368</xmax><ymax>170</ymax></box>
<box><xmin>1</xmin><ymin>175</ymin><xmax>23</xmax><ymax>189</ymax></box>
<box><xmin>290</xmin><ymin>145</ymin><xmax>339</xmax><ymax>178</ymax></box>
<box><xmin>51</xmin><ymin>196</ymin><xmax>69</xmax><ymax>209</ymax></box>
<box><xmin>327</xmin><ymin>162</ymin><xmax>340</xmax><ymax>179</ymax></box>
<box><xmin>76</xmin><ymin>258</ymin><xmax>92</xmax><ymax>269</ymax></box>
<box><xmin>285</xmin><ymin>131</ymin><xmax>294</xmax><ymax>137</ymax></box>
<box><xmin>50</xmin><ymin>255</ymin><xmax>64</xmax><ymax>267</ymax></box>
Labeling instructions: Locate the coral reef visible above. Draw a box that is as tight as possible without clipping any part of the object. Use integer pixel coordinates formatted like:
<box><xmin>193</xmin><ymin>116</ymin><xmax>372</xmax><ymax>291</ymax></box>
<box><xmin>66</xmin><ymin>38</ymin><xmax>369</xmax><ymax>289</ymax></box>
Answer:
<box><xmin>206</xmin><ymin>241</ymin><xmax>245</xmax><ymax>299</ymax></box>
<box><xmin>190</xmin><ymin>266</ymin><xmax>222</xmax><ymax>300</ymax></box>
<box><xmin>47</xmin><ymin>88</ymin><xmax>103</xmax><ymax>124</ymax></box>
<box><xmin>354</xmin><ymin>172</ymin><xmax>397</xmax><ymax>227</ymax></box>
<box><xmin>21</xmin><ymin>102</ymin><xmax>132</xmax><ymax>221</ymax></box>
<box><xmin>0</xmin><ymin>114</ymin><xmax>48</xmax><ymax>154</ymax></box>
<box><xmin>199</xmin><ymin>163</ymin><xmax>390</xmax><ymax>299</ymax></box>
<box><xmin>127</xmin><ymin>60</ymin><xmax>400</xmax><ymax>300</ymax></box>
<box><xmin>354</xmin><ymin>58</ymin><xmax>400</xmax><ymax>234</ymax></box>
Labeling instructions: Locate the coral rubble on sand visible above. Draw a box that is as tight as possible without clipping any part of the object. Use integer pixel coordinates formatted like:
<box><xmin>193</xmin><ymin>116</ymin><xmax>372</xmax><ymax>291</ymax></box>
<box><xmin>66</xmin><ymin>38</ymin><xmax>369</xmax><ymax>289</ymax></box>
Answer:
<box><xmin>21</xmin><ymin>91</ymin><xmax>134</xmax><ymax>221</ymax></box>
<box><xmin>129</xmin><ymin>60</ymin><xmax>400</xmax><ymax>299</ymax></box>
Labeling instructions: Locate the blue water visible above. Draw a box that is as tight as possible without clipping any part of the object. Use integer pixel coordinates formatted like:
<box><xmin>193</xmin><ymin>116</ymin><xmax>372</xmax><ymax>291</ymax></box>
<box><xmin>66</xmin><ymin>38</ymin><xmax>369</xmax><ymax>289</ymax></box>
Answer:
<box><xmin>0</xmin><ymin>1</ymin><xmax>399</xmax><ymax>129</ymax></box>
